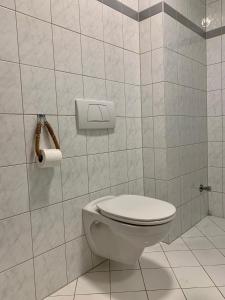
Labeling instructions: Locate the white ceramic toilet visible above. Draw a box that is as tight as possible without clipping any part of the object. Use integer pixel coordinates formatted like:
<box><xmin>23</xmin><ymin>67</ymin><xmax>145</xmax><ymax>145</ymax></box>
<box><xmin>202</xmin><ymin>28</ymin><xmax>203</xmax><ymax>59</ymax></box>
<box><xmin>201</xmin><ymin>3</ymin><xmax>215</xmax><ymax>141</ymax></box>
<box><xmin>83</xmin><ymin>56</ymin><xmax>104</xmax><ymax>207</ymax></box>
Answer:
<box><xmin>83</xmin><ymin>195</ymin><xmax>176</xmax><ymax>265</ymax></box>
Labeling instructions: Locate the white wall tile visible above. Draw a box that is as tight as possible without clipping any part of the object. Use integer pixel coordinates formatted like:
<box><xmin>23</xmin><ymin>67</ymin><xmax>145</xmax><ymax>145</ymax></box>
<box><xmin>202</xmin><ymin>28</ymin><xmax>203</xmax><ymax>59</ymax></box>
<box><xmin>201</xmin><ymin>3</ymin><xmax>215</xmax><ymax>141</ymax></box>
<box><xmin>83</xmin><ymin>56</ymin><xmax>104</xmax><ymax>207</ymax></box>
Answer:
<box><xmin>0</xmin><ymin>7</ymin><xmax>18</xmax><ymax>62</ymax></box>
<box><xmin>207</xmin><ymin>36</ymin><xmax>222</xmax><ymax>65</ymax></box>
<box><xmin>141</xmin><ymin>51</ymin><xmax>152</xmax><ymax>85</ymax></box>
<box><xmin>207</xmin><ymin>63</ymin><xmax>221</xmax><ymax>91</ymax></box>
<box><xmin>16</xmin><ymin>0</ymin><xmax>51</xmax><ymax>21</ymax></box>
<box><xmin>59</xmin><ymin>116</ymin><xmax>87</xmax><ymax>158</ymax></box>
<box><xmin>31</xmin><ymin>203</ymin><xmax>65</xmax><ymax>256</ymax></box>
<box><xmin>63</xmin><ymin>195</ymin><xmax>89</xmax><ymax>242</ymax></box>
<box><xmin>105</xmin><ymin>44</ymin><xmax>124</xmax><ymax>82</ymax></box>
<box><xmin>140</xmin><ymin>19</ymin><xmax>151</xmax><ymax>53</ymax></box>
<box><xmin>21</xmin><ymin>65</ymin><xmax>57</xmax><ymax>114</ymax></box>
<box><xmin>127</xmin><ymin>148</ymin><xmax>143</xmax><ymax>180</ymax></box>
<box><xmin>126</xmin><ymin>118</ymin><xmax>142</xmax><ymax>149</ymax></box>
<box><xmin>53</xmin><ymin>26</ymin><xmax>82</xmax><ymax>74</ymax></box>
<box><xmin>81</xmin><ymin>36</ymin><xmax>105</xmax><ymax>78</ymax></box>
<box><xmin>0</xmin><ymin>60</ymin><xmax>22</xmax><ymax>113</ymax></box>
<box><xmin>79</xmin><ymin>0</ymin><xmax>103</xmax><ymax>40</ymax></box>
<box><xmin>88</xmin><ymin>153</ymin><xmax>110</xmax><ymax>192</ymax></box>
<box><xmin>51</xmin><ymin>0</ymin><xmax>80</xmax><ymax>31</ymax></box>
<box><xmin>125</xmin><ymin>84</ymin><xmax>141</xmax><ymax>117</ymax></box>
<box><xmin>0</xmin><ymin>114</ymin><xmax>26</xmax><ymax>167</ymax></box>
<box><xmin>109</xmin><ymin>151</ymin><xmax>128</xmax><ymax>186</ymax></box>
<box><xmin>0</xmin><ymin>0</ymin><xmax>15</xmax><ymax>9</ymax></box>
<box><xmin>87</xmin><ymin>130</ymin><xmax>108</xmax><ymax>155</ymax></box>
<box><xmin>17</xmin><ymin>13</ymin><xmax>54</xmax><ymax>68</ymax></box>
<box><xmin>109</xmin><ymin>117</ymin><xmax>126</xmax><ymax>151</ymax></box>
<box><xmin>34</xmin><ymin>245</ymin><xmax>67</xmax><ymax>300</ymax></box>
<box><xmin>83</xmin><ymin>76</ymin><xmax>106</xmax><ymax>100</ymax></box>
<box><xmin>106</xmin><ymin>81</ymin><xmax>126</xmax><ymax>117</ymax></box>
<box><xmin>124</xmin><ymin>50</ymin><xmax>140</xmax><ymax>85</ymax></box>
<box><xmin>56</xmin><ymin>72</ymin><xmax>83</xmax><ymax>116</ymax></box>
<box><xmin>123</xmin><ymin>15</ymin><xmax>139</xmax><ymax>53</ymax></box>
<box><xmin>103</xmin><ymin>5</ymin><xmax>123</xmax><ymax>47</ymax></box>
<box><xmin>62</xmin><ymin>156</ymin><xmax>88</xmax><ymax>200</ymax></box>
<box><xmin>0</xmin><ymin>260</ymin><xmax>35</xmax><ymax>300</ymax></box>
<box><xmin>0</xmin><ymin>213</ymin><xmax>32</xmax><ymax>272</ymax></box>
<box><xmin>66</xmin><ymin>236</ymin><xmax>92</xmax><ymax>282</ymax></box>
<box><xmin>0</xmin><ymin>165</ymin><xmax>29</xmax><ymax>219</ymax></box>
<box><xmin>28</xmin><ymin>163</ymin><xmax>62</xmax><ymax>210</ymax></box>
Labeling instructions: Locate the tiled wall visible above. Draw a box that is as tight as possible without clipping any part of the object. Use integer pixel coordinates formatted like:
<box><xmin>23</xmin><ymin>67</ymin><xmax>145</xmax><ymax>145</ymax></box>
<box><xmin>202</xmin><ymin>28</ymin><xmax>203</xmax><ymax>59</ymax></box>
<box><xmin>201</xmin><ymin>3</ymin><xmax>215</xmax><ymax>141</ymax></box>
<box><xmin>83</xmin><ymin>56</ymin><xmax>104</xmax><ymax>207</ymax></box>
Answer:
<box><xmin>206</xmin><ymin>0</ymin><xmax>225</xmax><ymax>217</ymax></box>
<box><xmin>0</xmin><ymin>0</ymin><xmax>143</xmax><ymax>299</ymax></box>
<box><xmin>140</xmin><ymin>0</ymin><xmax>209</xmax><ymax>242</ymax></box>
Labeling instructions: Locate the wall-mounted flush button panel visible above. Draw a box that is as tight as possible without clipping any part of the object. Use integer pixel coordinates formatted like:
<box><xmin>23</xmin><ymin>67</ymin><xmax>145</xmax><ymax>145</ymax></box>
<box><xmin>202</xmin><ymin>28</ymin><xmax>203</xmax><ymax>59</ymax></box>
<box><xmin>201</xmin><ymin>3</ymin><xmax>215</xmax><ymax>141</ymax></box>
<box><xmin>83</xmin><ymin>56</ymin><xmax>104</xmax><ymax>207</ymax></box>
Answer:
<box><xmin>76</xmin><ymin>99</ymin><xmax>115</xmax><ymax>129</ymax></box>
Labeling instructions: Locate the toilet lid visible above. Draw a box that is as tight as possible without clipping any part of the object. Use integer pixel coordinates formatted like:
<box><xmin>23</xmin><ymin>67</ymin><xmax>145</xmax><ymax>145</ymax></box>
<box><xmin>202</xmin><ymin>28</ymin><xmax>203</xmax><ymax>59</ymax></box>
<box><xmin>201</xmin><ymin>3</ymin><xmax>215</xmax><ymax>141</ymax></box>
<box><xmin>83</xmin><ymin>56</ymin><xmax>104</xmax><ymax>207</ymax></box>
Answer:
<box><xmin>97</xmin><ymin>195</ymin><xmax>176</xmax><ymax>225</ymax></box>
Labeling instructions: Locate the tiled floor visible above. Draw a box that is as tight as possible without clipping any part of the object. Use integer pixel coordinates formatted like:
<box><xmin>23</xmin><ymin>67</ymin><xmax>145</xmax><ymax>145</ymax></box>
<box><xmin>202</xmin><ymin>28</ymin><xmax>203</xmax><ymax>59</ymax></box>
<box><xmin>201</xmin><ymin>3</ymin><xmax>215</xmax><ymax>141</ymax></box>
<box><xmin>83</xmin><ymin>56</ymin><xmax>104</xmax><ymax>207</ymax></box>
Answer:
<box><xmin>45</xmin><ymin>216</ymin><xmax>225</xmax><ymax>300</ymax></box>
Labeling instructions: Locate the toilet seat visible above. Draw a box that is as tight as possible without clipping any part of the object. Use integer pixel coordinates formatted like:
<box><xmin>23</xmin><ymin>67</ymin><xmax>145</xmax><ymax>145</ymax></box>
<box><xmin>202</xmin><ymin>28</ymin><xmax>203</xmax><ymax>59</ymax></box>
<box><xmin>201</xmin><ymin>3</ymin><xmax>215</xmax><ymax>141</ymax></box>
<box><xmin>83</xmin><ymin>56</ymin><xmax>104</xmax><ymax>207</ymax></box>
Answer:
<box><xmin>97</xmin><ymin>195</ymin><xmax>176</xmax><ymax>226</ymax></box>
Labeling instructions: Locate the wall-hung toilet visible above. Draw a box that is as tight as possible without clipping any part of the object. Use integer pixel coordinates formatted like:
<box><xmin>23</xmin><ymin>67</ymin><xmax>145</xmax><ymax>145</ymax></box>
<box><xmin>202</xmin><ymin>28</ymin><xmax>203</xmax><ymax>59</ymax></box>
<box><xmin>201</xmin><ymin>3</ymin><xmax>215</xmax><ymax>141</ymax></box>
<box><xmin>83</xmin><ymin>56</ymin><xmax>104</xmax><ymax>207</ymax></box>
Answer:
<box><xmin>83</xmin><ymin>195</ymin><xmax>176</xmax><ymax>265</ymax></box>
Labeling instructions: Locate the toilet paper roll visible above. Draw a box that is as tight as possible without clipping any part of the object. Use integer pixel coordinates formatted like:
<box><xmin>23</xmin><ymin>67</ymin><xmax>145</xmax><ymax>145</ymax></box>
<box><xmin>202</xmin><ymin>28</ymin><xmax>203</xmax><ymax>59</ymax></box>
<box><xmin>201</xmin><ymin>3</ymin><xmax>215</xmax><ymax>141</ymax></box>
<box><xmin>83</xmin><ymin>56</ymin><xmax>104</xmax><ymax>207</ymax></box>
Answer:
<box><xmin>37</xmin><ymin>149</ymin><xmax>62</xmax><ymax>168</ymax></box>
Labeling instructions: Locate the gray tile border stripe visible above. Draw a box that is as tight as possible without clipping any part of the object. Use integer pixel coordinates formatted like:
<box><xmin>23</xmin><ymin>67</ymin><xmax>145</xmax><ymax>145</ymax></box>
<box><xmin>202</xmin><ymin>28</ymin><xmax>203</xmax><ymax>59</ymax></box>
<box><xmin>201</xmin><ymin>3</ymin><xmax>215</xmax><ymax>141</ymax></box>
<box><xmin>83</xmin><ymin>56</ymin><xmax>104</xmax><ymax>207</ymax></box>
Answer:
<box><xmin>102</xmin><ymin>0</ymin><xmax>123</xmax><ymax>13</ymax></box>
<box><xmin>163</xmin><ymin>2</ymin><xmax>206</xmax><ymax>38</ymax></box>
<box><xmin>206</xmin><ymin>27</ymin><xmax>223</xmax><ymax>39</ymax></box>
<box><xmin>101</xmin><ymin>0</ymin><xmax>138</xmax><ymax>20</ymax></box>
<box><xmin>99</xmin><ymin>0</ymin><xmax>225</xmax><ymax>39</ymax></box>
<box><xmin>139</xmin><ymin>2</ymin><xmax>163</xmax><ymax>21</ymax></box>
<box><xmin>121</xmin><ymin>3</ymin><xmax>139</xmax><ymax>21</ymax></box>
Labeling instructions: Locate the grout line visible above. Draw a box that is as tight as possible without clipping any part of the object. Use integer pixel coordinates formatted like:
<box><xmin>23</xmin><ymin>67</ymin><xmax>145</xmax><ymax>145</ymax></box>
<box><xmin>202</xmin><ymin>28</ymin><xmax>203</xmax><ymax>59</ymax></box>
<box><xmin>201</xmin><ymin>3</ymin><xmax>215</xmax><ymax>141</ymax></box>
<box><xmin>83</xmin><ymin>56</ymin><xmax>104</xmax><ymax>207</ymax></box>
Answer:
<box><xmin>161</xmin><ymin>243</ymin><xmax>188</xmax><ymax>299</ymax></box>
<box><xmin>49</xmin><ymin>0</ymin><xmax>69</xmax><ymax>287</ymax></box>
<box><xmin>14</xmin><ymin>2</ymin><xmax>38</xmax><ymax>299</ymax></box>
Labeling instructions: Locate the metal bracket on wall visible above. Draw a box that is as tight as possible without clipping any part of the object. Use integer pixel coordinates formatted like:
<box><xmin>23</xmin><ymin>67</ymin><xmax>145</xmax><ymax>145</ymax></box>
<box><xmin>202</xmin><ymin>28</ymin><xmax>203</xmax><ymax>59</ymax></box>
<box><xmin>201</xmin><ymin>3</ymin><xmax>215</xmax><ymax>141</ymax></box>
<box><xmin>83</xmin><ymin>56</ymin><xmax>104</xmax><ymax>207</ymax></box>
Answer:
<box><xmin>199</xmin><ymin>184</ymin><xmax>212</xmax><ymax>193</ymax></box>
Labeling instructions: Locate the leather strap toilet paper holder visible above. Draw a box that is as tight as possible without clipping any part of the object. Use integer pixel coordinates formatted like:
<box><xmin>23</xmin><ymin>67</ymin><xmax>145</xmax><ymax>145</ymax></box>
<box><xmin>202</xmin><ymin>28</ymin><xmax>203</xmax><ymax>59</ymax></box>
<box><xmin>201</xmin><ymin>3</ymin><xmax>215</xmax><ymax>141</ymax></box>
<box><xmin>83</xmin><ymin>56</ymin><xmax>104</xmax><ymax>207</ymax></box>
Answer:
<box><xmin>35</xmin><ymin>114</ymin><xmax>60</xmax><ymax>162</ymax></box>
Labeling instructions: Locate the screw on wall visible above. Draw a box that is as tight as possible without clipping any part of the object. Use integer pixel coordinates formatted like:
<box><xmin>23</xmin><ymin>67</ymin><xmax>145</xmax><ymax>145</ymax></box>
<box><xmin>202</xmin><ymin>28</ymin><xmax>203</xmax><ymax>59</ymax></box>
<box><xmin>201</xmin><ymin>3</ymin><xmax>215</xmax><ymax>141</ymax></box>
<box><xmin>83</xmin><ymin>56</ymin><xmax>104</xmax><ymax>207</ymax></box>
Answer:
<box><xmin>199</xmin><ymin>184</ymin><xmax>212</xmax><ymax>192</ymax></box>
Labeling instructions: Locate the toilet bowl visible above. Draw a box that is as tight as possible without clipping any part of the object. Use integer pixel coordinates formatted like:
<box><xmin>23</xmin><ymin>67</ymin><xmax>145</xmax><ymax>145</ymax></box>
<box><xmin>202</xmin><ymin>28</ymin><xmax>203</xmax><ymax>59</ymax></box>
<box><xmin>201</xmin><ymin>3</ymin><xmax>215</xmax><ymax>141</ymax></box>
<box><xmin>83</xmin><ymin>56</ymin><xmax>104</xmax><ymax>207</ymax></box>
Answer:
<box><xmin>83</xmin><ymin>195</ymin><xmax>176</xmax><ymax>265</ymax></box>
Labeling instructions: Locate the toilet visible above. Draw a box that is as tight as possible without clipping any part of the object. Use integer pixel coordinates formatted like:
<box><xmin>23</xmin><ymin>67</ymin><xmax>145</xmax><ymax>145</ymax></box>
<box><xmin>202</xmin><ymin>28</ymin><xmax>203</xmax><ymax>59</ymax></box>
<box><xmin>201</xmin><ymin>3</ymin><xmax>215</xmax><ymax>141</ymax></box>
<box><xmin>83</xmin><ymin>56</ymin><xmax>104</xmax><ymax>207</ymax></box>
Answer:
<box><xmin>83</xmin><ymin>195</ymin><xmax>176</xmax><ymax>265</ymax></box>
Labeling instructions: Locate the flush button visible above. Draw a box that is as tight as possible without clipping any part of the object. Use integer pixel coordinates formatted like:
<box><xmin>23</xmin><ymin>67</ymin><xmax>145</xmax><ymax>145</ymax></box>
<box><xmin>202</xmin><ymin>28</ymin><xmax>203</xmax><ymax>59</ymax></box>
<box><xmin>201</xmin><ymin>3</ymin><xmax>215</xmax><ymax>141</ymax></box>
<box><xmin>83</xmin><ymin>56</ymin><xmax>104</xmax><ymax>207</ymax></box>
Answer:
<box><xmin>76</xmin><ymin>98</ymin><xmax>115</xmax><ymax>129</ymax></box>
<box><xmin>100</xmin><ymin>105</ymin><xmax>110</xmax><ymax>121</ymax></box>
<box><xmin>87</xmin><ymin>104</ymin><xmax>103</xmax><ymax>122</ymax></box>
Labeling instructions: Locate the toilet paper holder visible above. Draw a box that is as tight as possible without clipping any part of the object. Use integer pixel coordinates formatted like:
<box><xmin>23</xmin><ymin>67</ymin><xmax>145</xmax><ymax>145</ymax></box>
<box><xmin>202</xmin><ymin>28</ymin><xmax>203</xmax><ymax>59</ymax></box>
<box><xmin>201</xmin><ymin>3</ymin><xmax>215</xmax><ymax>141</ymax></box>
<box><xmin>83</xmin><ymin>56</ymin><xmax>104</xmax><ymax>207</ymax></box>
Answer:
<box><xmin>35</xmin><ymin>114</ymin><xmax>60</xmax><ymax>162</ymax></box>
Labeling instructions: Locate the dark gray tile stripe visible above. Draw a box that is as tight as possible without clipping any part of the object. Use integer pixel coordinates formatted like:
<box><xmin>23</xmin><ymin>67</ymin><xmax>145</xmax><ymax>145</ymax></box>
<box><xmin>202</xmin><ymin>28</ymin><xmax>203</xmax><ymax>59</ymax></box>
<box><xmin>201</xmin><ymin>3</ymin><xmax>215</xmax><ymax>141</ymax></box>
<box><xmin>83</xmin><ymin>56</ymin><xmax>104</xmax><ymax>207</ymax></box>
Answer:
<box><xmin>206</xmin><ymin>27</ymin><xmax>223</xmax><ymax>39</ymax></box>
<box><xmin>121</xmin><ymin>4</ymin><xmax>139</xmax><ymax>20</ymax></box>
<box><xmin>163</xmin><ymin>3</ymin><xmax>206</xmax><ymax>38</ymax></box>
<box><xmin>99</xmin><ymin>0</ymin><xmax>225</xmax><ymax>39</ymax></box>
<box><xmin>139</xmin><ymin>2</ymin><xmax>163</xmax><ymax>21</ymax></box>
<box><xmin>101</xmin><ymin>0</ymin><xmax>138</xmax><ymax>20</ymax></box>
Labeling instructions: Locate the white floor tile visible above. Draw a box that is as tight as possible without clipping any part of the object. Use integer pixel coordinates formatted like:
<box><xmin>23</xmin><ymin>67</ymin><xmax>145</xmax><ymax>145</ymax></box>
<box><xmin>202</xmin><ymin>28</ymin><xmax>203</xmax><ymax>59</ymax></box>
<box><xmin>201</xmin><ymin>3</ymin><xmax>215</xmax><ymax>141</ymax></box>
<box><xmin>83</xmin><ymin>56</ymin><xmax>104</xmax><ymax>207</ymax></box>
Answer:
<box><xmin>161</xmin><ymin>238</ymin><xmax>189</xmax><ymax>252</ymax></box>
<box><xmin>173</xmin><ymin>267</ymin><xmax>214</xmax><ymax>288</ymax></box>
<box><xmin>183</xmin><ymin>237</ymin><xmax>215</xmax><ymax>250</ymax></box>
<box><xmin>147</xmin><ymin>289</ymin><xmax>186</xmax><ymax>300</ymax></box>
<box><xmin>218</xmin><ymin>287</ymin><xmax>225</xmax><ymax>297</ymax></box>
<box><xmin>45</xmin><ymin>217</ymin><xmax>225</xmax><ymax>300</ymax></box>
<box><xmin>139</xmin><ymin>252</ymin><xmax>170</xmax><ymax>269</ymax></box>
<box><xmin>144</xmin><ymin>243</ymin><xmax>162</xmax><ymax>253</ymax></box>
<box><xmin>51</xmin><ymin>280</ymin><xmax>77</xmax><ymax>296</ymax></box>
<box><xmin>90</xmin><ymin>261</ymin><xmax>109</xmax><ymax>272</ymax></box>
<box><xmin>208</xmin><ymin>236</ymin><xmax>225</xmax><ymax>249</ymax></box>
<box><xmin>204</xmin><ymin>265</ymin><xmax>225</xmax><ymax>286</ymax></box>
<box><xmin>165</xmin><ymin>251</ymin><xmax>200</xmax><ymax>267</ymax></box>
<box><xmin>209</xmin><ymin>217</ymin><xmax>225</xmax><ymax>231</ymax></box>
<box><xmin>182</xmin><ymin>227</ymin><xmax>204</xmax><ymax>238</ymax></box>
<box><xmin>219</xmin><ymin>249</ymin><xmax>225</xmax><ymax>255</ymax></box>
<box><xmin>45</xmin><ymin>297</ymin><xmax>73</xmax><ymax>300</ymax></box>
<box><xmin>110</xmin><ymin>270</ymin><xmax>145</xmax><ymax>292</ymax></box>
<box><xmin>183</xmin><ymin>287</ymin><xmax>224</xmax><ymax>300</ymax></box>
<box><xmin>196</xmin><ymin>219</ymin><xmax>225</xmax><ymax>236</ymax></box>
<box><xmin>76</xmin><ymin>272</ymin><xmax>110</xmax><ymax>294</ymax></box>
<box><xmin>75</xmin><ymin>295</ymin><xmax>110</xmax><ymax>300</ymax></box>
<box><xmin>142</xmin><ymin>268</ymin><xmax>179</xmax><ymax>290</ymax></box>
<box><xmin>110</xmin><ymin>261</ymin><xmax>140</xmax><ymax>271</ymax></box>
<box><xmin>111</xmin><ymin>291</ymin><xmax>148</xmax><ymax>300</ymax></box>
<box><xmin>193</xmin><ymin>249</ymin><xmax>225</xmax><ymax>266</ymax></box>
